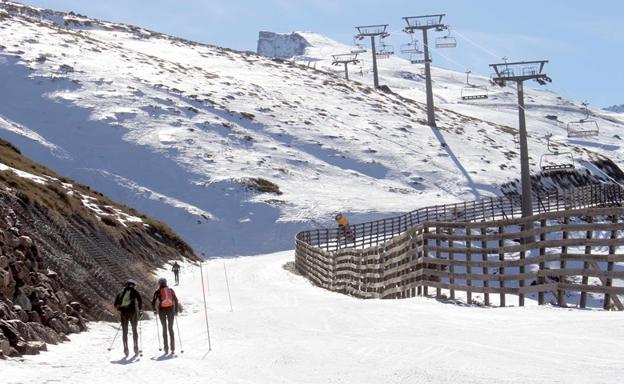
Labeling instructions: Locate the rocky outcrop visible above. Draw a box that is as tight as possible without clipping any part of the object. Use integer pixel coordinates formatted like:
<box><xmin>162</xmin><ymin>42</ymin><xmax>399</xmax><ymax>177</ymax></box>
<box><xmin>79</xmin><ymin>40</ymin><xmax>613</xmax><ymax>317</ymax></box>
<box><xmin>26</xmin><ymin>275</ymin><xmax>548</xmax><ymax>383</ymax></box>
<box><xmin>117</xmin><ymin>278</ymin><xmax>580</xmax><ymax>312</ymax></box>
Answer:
<box><xmin>0</xmin><ymin>204</ymin><xmax>90</xmax><ymax>358</ymax></box>
<box><xmin>257</xmin><ymin>31</ymin><xmax>310</xmax><ymax>58</ymax></box>
<box><xmin>604</xmin><ymin>104</ymin><xmax>624</xmax><ymax>113</ymax></box>
<box><xmin>0</xmin><ymin>139</ymin><xmax>199</xmax><ymax>357</ymax></box>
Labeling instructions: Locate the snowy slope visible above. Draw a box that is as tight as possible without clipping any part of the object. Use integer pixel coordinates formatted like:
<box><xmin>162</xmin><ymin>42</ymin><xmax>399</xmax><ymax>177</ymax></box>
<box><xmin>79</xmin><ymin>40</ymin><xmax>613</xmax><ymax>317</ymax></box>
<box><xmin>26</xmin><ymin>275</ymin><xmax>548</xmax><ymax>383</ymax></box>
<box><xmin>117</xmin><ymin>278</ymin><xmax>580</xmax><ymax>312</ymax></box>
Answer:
<box><xmin>4</xmin><ymin>253</ymin><xmax>624</xmax><ymax>384</ymax></box>
<box><xmin>0</xmin><ymin>3</ymin><xmax>623</xmax><ymax>256</ymax></box>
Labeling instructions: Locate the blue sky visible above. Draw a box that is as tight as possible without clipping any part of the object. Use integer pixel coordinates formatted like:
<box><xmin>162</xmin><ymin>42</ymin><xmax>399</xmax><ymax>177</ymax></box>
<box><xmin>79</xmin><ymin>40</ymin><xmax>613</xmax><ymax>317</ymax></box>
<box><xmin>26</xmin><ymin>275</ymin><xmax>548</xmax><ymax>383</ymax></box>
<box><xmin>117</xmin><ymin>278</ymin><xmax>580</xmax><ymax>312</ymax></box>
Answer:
<box><xmin>20</xmin><ymin>0</ymin><xmax>624</xmax><ymax>107</ymax></box>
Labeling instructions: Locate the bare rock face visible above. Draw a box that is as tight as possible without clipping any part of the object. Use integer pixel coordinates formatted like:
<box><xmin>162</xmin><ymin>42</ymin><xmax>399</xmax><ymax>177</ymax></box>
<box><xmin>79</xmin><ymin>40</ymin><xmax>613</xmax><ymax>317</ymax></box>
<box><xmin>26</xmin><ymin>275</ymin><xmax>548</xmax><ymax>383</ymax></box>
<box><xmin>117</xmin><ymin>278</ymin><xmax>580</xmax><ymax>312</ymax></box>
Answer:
<box><xmin>257</xmin><ymin>31</ymin><xmax>311</xmax><ymax>59</ymax></box>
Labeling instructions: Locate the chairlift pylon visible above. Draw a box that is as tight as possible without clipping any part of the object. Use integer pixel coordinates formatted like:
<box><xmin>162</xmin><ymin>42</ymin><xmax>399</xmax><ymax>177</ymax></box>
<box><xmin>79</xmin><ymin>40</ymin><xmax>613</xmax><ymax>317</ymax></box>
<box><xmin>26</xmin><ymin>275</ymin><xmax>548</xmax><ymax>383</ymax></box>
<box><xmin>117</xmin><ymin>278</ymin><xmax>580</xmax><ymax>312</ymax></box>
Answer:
<box><xmin>566</xmin><ymin>102</ymin><xmax>599</xmax><ymax>138</ymax></box>
<box><xmin>539</xmin><ymin>133</ymin><xmax>575</xmax><ymax>172</ymax></box>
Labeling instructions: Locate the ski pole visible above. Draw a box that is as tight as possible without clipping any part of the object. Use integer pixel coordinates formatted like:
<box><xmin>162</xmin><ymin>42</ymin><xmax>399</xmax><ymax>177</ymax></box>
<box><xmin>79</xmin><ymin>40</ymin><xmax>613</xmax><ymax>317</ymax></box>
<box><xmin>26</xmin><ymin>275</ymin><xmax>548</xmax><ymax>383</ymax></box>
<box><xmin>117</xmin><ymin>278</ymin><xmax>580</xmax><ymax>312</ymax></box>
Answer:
<box><xmin>174</xmin><ymin>314</ymin><xmax>184</xmax><ymax>354</ymax></box>
<box><xmin>155</xmin><ymin>311</ymin><xmax>162</xmax><ymax>351</ymax></box>
<box><xmin>199</xmin><ymin>262</ymin><xmax>212</xmax><ymax>351</ymax></box>
<box><xmin>138</xmin><ymin>311</ymin><xmax>144</xmax><ymax>356</ymax></box>
<box><xmin>223</xmin><ymin>262</ymin><xmax>233</xmax><ymax>312</ymax></box>
<box><xmin>107</xmin><ymin>325</ymin><xmax>121</xmax><ymax>351</ymax></box>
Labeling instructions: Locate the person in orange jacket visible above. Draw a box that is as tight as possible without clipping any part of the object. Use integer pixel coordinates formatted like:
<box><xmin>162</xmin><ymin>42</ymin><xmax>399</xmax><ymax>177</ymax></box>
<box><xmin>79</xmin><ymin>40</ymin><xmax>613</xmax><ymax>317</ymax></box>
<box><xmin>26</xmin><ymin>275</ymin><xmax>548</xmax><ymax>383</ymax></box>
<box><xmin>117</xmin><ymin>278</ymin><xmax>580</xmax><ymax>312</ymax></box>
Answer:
<box><xmin>335</xmin><ymin>213</ymin><xmax>355</xmax><ymax>241</ymax></box>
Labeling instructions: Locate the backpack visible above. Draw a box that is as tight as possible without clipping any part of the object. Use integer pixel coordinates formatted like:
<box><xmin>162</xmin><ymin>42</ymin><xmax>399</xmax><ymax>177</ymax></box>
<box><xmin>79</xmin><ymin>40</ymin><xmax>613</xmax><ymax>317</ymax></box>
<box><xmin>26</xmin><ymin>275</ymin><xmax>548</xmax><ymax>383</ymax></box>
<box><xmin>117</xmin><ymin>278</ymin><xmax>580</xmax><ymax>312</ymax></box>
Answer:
<box><xmin>120</xmin><ymin>289</ymin><xmax>133</xmax><ymax>308</ymax></box>
<box><xmin>160</xmin><ymin>287</ymin><xmax>174</xmax><ymax>308</ymax></box>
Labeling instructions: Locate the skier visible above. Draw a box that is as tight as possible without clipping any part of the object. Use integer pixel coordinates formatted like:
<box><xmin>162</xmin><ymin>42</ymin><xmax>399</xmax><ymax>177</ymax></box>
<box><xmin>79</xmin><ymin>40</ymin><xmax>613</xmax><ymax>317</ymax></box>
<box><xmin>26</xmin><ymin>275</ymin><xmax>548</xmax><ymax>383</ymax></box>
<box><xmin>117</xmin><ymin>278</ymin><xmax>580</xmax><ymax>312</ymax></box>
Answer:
<box><xmin>152</xmin><ymin>277</ymin><xmax>179</xmax><ymax>354</ymax></box>
<box><xmin>335</xmin><ymin>213</ymin><xmax>355</xmax><ymax>241</ymax></box>
<box><xmin>113</xmin><ymin>279</ymin><xmax>143</xmax><ymax>356</ymax></box>
<box><xmin>172</xmin><ymin>261</ymin><xmax>181</xmax><ymax>286</ymax></box>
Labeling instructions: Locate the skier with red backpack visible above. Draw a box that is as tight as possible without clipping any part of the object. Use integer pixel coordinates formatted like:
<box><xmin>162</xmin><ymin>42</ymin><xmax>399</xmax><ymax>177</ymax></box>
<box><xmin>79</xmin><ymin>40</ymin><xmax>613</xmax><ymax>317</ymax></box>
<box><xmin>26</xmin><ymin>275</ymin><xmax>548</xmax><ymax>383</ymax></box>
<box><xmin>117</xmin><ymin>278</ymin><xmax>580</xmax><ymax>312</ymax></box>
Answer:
<box><xmin>151</xmin><ymin>277</ymin><xmax>179</xmax><ymax>354</ymax></box>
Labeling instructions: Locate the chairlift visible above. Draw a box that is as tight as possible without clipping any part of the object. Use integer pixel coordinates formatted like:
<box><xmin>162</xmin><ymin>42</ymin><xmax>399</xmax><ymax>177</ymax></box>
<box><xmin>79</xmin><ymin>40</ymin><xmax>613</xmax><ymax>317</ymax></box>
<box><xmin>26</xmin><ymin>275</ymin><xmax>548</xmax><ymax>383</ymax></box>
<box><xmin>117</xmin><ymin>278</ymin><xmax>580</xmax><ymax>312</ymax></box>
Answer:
<box><xmin>460</xmin><ymin>70</ymin><xmax>488</xmax><ymax>100</ymax></box>
<box><xmin>566</xmin><ymin>102</ymin><xmax>599</xmax><ymax>138</ymax></box>
<box><xmin>376</xmin><ymin>42</ymin><xmax>394</xmax><ymax>59</ymax></box>
<box><xmin>435</xmin><ymin>28</ymin><xmax>457</xmax><ymax>48</ymax></box>
<box><xmin>461</xmin><ymin>86</ymin><xmax>489</xmax><ymax>100</ymax></box>
<box><xmin>400</xmin><ymin>42</ymin><xmax>422</xmax><ymax>55</ymax></box>
<box><xmin>409</xmin><ymin>52</ymin><xmax>426</xmax><ymax>64</ymax></box>
<box><xmin>351</xmin><ymin>37</ymin><xmax>367</xmax><ymax>54</ymax></box>
<box><xmin>539</xmin><ymin>133</ymin><xmax>575</xmax><ymax>172</ymax></box>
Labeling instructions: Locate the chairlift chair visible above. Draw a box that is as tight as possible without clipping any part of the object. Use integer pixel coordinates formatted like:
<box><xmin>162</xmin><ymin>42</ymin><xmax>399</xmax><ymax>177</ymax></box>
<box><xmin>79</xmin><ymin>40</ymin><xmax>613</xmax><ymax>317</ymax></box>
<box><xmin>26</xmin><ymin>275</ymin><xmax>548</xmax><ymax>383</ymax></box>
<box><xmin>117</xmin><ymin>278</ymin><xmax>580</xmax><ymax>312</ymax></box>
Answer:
<box><xmin>460</xmin><ymin>70</ymin><xmax>488</xmax><ymax>100</ymax></box>
<box><xmin>460</xmin><ymin>86</ymin><xmax>489</xmax><ymax>100</ymax></box>
<box><xmin>400</xmin><ymin>42</ymin><xmax>422</xmax><ymax>55</ymax></box>
<box><xmin>539</xmin><ymin>134</ymin><xmax>575</xmax><ymax>172</ymax></box>
<box><xmin>435</xmin><ymin>28</ymin><xmax>457</xmax><ymax>48</ymax></box>
<box><xmin>351</xmin><ymin>37</ymin><xmax>367</xmax><ymax>54</ymax></box>
<box><xmin>409</xmin><ymin>52</ymin><xmax>426</xmax><ymax>64</ymax></box>
<box><xmin>566</xmin><ymin>102</ymin><xmax>600</xmax><ymax>138</ymax></box>
<box><xmin>376</xmin><ymin>43</ymin><xmax>394</xmax><ymax>59</ymax></box>
<box><xmin>567</xmin><ymin>120</ymin><xmax>599</xmax><ymax>138</ymax></box>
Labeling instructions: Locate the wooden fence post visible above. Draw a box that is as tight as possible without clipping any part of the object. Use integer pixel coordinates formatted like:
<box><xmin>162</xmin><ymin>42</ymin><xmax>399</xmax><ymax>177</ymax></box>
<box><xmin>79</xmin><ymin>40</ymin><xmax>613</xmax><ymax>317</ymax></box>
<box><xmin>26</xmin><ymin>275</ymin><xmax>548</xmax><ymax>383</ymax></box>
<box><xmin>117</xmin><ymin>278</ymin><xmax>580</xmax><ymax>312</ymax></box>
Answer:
<box><xmin>448</xmin><ymin>227</ymin><xmax>455</xmax><ymax>300</ymax></box>
<box><xmin>435</xmin><ymin>226</ymin><xmax>442</xmax><ymax>298</ymax></box>
<box><xmin>604</xmin><ymin>215</ymin><xmax>617</xmax><ymax>310</ymax></box>
<box><xmin>558</xmin><ymin>216</ymin><xmax>569</xmax><ymax>307</ymax></box>
<box><xmin>481</xmin><ymin>226</ymin><xmax>489</xmax><ymax>306</ymax></box>
<box><xmin>538</xmin><ymin>219</ymin><xmax>547</xmax><ymax>305</ymax></box>
<box><xmin>519</xmin><ymin>222</ymin><xmax>526</xmax><ymax>307</ymax></box>
<box><xmin>421</xmin><ymin>226</ymin><xmax>428</xmax><ymax>296</ymax></box>
<box><xmin>465</xmin><ymin>226</ymin><xmax>472</xmax><ymax>304</ymax></box>
<box><xmin>580</xmin><ymin>216</ymin><xmax>593</xmax><ymax>309</ymax></box>
<box><xmin>498</xmin><ymin>225</ymin><xmax>505</xmax><ymax>307</ymax></box>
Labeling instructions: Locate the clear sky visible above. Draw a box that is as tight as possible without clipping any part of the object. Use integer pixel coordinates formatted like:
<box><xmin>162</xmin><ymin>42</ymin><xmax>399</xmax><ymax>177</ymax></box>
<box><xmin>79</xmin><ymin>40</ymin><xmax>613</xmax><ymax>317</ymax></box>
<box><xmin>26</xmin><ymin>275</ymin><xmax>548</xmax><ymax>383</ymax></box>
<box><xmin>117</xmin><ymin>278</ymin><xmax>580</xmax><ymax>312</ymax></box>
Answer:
<box><xmin>18</xmin><ymin>0</ymin><xmax>624</xmax><ymax>108</ymax></box>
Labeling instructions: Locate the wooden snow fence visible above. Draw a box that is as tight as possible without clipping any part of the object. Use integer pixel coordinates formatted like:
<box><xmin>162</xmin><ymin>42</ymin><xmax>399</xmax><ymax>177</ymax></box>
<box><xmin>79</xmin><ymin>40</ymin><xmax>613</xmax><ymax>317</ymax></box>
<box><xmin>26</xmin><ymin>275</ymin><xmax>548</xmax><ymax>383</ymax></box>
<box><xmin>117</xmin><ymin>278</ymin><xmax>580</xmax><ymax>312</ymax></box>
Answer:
<box><xmin>295</xmin><ymin>184</ymin><xmax>624</xmax><ymax>310</ymax></box>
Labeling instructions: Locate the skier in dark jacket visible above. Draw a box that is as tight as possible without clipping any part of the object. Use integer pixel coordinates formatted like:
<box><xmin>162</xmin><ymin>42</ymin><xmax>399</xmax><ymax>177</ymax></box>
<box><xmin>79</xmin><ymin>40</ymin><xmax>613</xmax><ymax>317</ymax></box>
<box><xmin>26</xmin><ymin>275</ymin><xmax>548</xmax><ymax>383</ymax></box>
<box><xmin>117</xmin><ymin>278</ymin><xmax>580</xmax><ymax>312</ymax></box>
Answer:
<box><xmin>172</xmin><ymin>262</ymin><xmax>181</xmax><ymax>285</ymax></box>
<box><xmin>113</xmin><ymin>279</ymin><xmax>143</xmax><ymax>356</ymax></box>
<box><xmin>151</xmin><ymin>277</ymin><xmax>179</xmax><ymax>354</ymax></box>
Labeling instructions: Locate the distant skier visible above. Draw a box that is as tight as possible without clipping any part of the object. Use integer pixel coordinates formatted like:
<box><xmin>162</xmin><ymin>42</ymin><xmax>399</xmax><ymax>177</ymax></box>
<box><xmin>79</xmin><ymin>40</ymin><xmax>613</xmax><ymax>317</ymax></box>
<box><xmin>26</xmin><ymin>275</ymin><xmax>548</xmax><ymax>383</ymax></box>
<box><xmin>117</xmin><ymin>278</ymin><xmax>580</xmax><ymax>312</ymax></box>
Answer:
<box><xmin>152</xmin><ymin>277</ymin><xmax>179</xmax><ymax>354</ymax></box>
<box><xmin>335</xmin><ymin>213</ymin><xmax>355</xmax><ymax>241</ymax></box>
<box><xmin>172</xmin><ymin>261</ymin><xmax>181</xmax><ymax>286</ymax></box>
<box><xmin>113</xmin><ymin>279</ymin><xmax>143</xmax><ymax>356</ymax></box>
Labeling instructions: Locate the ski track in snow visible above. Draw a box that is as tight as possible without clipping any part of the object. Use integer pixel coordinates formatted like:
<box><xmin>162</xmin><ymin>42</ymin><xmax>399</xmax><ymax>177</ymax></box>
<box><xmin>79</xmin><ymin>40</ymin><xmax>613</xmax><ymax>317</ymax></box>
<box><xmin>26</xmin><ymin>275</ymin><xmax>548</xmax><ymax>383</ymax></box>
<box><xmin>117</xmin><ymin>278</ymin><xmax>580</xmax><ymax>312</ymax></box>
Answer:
<box><xmin>4</xmin><ymin>252</ymin><xmax>624</xmax><ymax>384</ymax></box>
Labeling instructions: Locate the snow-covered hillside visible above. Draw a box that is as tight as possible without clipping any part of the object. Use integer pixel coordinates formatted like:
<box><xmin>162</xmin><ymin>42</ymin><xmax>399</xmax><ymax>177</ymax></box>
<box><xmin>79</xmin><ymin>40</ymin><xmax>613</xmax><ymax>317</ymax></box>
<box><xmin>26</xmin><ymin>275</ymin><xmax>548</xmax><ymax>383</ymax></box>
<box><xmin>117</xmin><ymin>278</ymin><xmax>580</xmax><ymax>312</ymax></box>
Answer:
<box><xmin>5</xmin><ymin>253</ymin><xmax>624</xmax><ymax>384</ymax></box>
<box><xmin>1</xmin><ymin>2</ymin><xmax>623</xmax><ymax>256</ymax></box>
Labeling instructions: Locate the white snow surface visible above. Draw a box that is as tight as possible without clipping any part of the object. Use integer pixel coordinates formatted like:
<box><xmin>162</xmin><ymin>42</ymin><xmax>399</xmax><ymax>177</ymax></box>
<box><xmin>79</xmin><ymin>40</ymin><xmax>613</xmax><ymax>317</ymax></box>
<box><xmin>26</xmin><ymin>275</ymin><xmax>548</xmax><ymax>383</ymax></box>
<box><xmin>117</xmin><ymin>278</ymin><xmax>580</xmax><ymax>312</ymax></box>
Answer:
<box><xmin>4</xmin><ymin>252</ymin><xmax>624</xmax><ymax>384</ymax></box>
<box><xmin>1</xmin><ymin>3</ymin><xmax>624</xmax><ymax>256</ymax></box>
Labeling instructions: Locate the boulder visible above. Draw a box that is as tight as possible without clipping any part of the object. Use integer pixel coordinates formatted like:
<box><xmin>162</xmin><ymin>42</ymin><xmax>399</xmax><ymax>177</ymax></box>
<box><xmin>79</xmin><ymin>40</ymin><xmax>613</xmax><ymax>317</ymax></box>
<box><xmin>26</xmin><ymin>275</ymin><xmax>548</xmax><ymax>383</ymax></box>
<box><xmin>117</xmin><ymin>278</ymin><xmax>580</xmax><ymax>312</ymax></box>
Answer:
<box><xmin>69</xmin><ymin>301</ymin><xmax>82</xmax><ymax>312</ymax></box>
<box><xmin>15</xmin><ymin>340</ymin><xmax>46</xmax><ymax>355</ymax></box>
<box><xmin>28</xmin><ymin>322</ymin><xmax>61</xmax><ymax>345</ymax></box>
<box><xmin>0</xmin><ymin>255</ymin><xmax>8</xmax><ymax>269</ymax></box>
<box><xmin>8</xmin><ymin>346</ymin><xmax>19</xmax><ymax>357</ymax></box>
<box><xmin>0</xmin><ymin>332</ymin><xmax>10</xmax><ymax>356</ymax></box>
<box><xmin>18</xmin><ymin>236</ymin><xmax>32</xmax><ymax>248</ymax></box>
<box><xmin>48</xmin><ymin>317</ymin><xmax>68</xmax><ymax>335</ymax></box>
<box><xmin>0</xmin><ymin>319</ymin><xmax>23</xmax><ymax>346</ymax></box>
<box><xmin>7</xmin><ymin>319</ymin><xmax>41</xmax><ymax>342</ymax></box>
<box><xmin>0</xmin><ymin>269</ymin><xmax>9</xmax><ymax>289</ymax></box>
<box><xmin>0</xmin><ymin>301</ymin><xmax>14</xmax><ymax>320</ymax></box>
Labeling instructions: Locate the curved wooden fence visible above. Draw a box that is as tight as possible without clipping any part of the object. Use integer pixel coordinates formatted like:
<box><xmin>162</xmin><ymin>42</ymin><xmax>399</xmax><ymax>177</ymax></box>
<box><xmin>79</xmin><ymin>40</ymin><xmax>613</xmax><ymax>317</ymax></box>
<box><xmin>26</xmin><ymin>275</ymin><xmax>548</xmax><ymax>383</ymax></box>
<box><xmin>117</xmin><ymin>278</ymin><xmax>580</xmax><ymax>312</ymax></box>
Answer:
<box><xmin>295</xmin><ymin>184</ymin><xmax>624</xmax><ymax>310</ymax></box>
